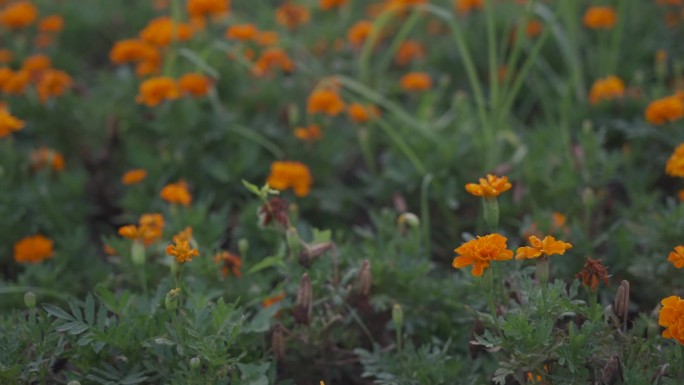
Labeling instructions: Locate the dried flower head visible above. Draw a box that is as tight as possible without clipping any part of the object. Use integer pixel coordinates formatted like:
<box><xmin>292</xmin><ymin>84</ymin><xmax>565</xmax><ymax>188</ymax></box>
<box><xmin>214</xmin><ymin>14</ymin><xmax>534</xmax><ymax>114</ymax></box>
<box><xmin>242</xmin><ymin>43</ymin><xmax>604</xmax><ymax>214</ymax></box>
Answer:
<box><xmin>452</xmin><ymin>234</ymin><xmax>514</xmax><ymax>277</ymax></box>
<box><xmin>258</xmin><ymin>197</ymin><xmax>290</xmax><ymax>228</ymax></box>
<box><xmin>266</xmin><ymin>161</ymin><xmax>313</xmax><ymax>197</ymax></box>
<box><xmin>516</xmin><ymin>235</ymin><xmax>573</xmax><ymax>260</ymax></box>
<box><xmin>465</xmin><ymin>174</ymin><xmax>512</xmax><ymax>197</ymax></box>
<box><xmin>666</xmin><ymin>143</ymin><xmax>684</xmax><ymax>177</ymax></box>
<box><xmin>160</xmin><ymin>180</ymin><xmax>192</xmax><ymax>206</ymax></box>
<box><xmin>645</xmin><ymin>95</ymin><xmax>684</xmax><ymax>125</ymax></box>
<box><xmin>576</xmin><ymin>257</ymin><xmax>610</xmax><ymax>290</ymax></box>
<box><xmin>166</xmin><ymin>238</ymin><xmax>199</xmax><ymax>263</ymax></box>
<box><xmin>659</xmin><ymin>295</ymin><xmax>684</xmax><ymax>345</ymax></box>
<box><xmin>14</xmin><ymin>235</ymin><xmax>54</xmax><ymax>264</ymax></box>
<box><xmin>214</xmin><ymin>251</ymin><xmax>242</xmax><ymax>277</ymax></box>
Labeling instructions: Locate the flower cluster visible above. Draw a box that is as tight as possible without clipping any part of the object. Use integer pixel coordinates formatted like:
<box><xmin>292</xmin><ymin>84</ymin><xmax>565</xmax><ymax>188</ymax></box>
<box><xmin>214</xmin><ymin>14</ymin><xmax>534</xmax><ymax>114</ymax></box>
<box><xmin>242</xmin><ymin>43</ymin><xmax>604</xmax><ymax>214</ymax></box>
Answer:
<box><xmin>266</xmin><ymin>161</ymin><xmax>313</xmax><ymax>197</ymax></box>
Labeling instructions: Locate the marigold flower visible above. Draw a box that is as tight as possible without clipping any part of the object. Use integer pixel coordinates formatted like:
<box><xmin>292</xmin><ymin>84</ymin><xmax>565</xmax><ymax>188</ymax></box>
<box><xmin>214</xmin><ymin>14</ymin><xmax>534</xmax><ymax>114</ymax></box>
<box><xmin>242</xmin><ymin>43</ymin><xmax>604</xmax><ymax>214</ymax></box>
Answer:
<box><xmin>109</xmin><ymin>39</ymin><xmax>159</xmax><ymax>65</ymax></box>
<box><xmin>294</xmin><ymin>124</ymin><xmax>323</xmax><ymax>142</ymax></box>
<box><xmin>666</xmin><ymin>144</ymin><xmax>684</xmax><ymax>177</ymax></box>
<box><xmin>659</xmin><ymin>295</ymin><xmax>684</xmax><ymax>345</ymax></box>
<box><xmin>121</xmin><ymin>168</ymin><xmax>147</xmax><ymax>185</ymax></box>
<box><xmin>136</xmin><ymin>76</ymin><xmax>180</xmax><ymax>107</ymax></box>
<box><xmin>399</xmin><ymin>72</ymin><xmax>432</xmax><ymax>91</ymax></box>
<box><xmin>33</xmin><ymin>33</ymin><xmax>53</xmax><ymax>48</ymax></box>
<box><xmin>256</xmin><ymin>31</ymin><xmax>279</xmax><ymax>47</ymax></box>
<box><xmin>30</xmin><ymin>146</ymin><xmax>64</xmax><ymax>171</ymax></box>
<box><xmin>14</xmin><ymin>235</ymin><xmax>54</xmax><ymax>264</ymax></box>
<box><xmin>262</xmin><ymin>292</ymin><xmax>286</xmax><ymax>308</ymax></box>
<box><xmin>225</xmin><ymin>23</ymin><xmax>258</xmax><ymax>41</ymax></box>
<box><xmin>119</xmin><ymin>213</ymin><xmax>165</xmax><ymax>245</ymax></box>
<box><xmin>267</xmin><ymin>161</ymin><xmax>313</xmax><ymax>197</ymax></box>
<box><xmin>0</xmin><ymin>1</ymin><xmax>38</xmax><ymax>30</ymax></box>
<box><xmin>22</xmin><ymin>54</ymin><xmax>51</xmax><ymax>76</ymax></box>
<box><xmin>172</xmin><ymin>226</ymin><xmax>193</xmax><ymax>244</ymax></box>
<box><xmin>347</xmin><ymin>103</ymin><xmax>380</xmax><ymax>124</ymax></box>
<box><xmin>395</xmin><ymin>40</ymin><xmax>425</xmax><ymax>66</ymax></box>
<box><xmin>1</xmin><ymin>69</ymin><xmax>30</xmax><ymax>95</ymax></box>
<box><xmin>140</xmin><ymin>16</ymin><xmax>194</xmax><ymax>47</ymax></box>
<box><xmin>575</xmin><ymin>257</ymin><xmax>609</xmax><ymax>290</ymax></box>
<box><xmin>187</xmin><ymin>0</ymin><xmax>230</xmax><ymax>19</ymax></box>
<box><xmin>455</xmin><ymin>0</ymin><xmax>483</xmax><ymax>15</ymax></box>
<box><xmin>0</xmin><ymin>108</ymin><xmax>24</xmax><ymax>138</ymax></box>
<box><xmin>38</xmin><ymin>14</ymin><xmax>63</xmax><ymax>33</ymax></box>
<box><xmin>0</xmin><ymin>49</ymin><xmax>12</xmax><ymax>63</ymax></box>
<box><xmin>645</xmin><ymin>95</ymin><xmax>684</xmax><ymax>125</ymax></box>
<box><xmin>347</xmin><ymin>20</ymin><xmax>374</xmax><ymax>48</ymax></box>
<box><xmin>516</xmin><ymin>235</ymin><xmax>573</xmax><ymax>260</ymax></box>
<box><xmin>160</xmin><ymin>179</ymin><xmax>192</xmax><ymax>206</ymax></box>
<box><xmin>320</xmin><ymin>0</ymin><xmax>348</xmax><ymax>10</ymax></box>
<box><xmin>525</xmin><ymin>20</ymin><xmax>543</xmax><ymax>38</ymax></box>
<box><xmin>166</xmin><ymin>238</ymin><xmax>199</xmax><ymax>263</ymax></box>
<box><xmin>36</xmin><ymin>69</ymin><xmax>72</xmax><ymax>103</ymax></box>
<box><xmin>178</xmin><ymin>72</ymin><xmax>211</xmax><ymax>97</ymax></box>
<box><xmin>583</xmin><ymin>6</ymin><xmax>617</xmax><ymax>29</ymax></box>
<box><xmin>253</xmin><ymin>48</ymin><xmax>295</xmax><ymax>76</ymax></box>
<box><xmin>214</xmin><ymin>251</ymin><xmax>242</xmax><ymax>277</ymax></box>
<box><xmin>276</xmin><ymin>2</ymin><xmax>310</xmax><ymax>30</ymax></box>
<box><xmin>588</xmin><ymin>76</ymin><xmax>625</xmax><ymax>104</ymax></box>
<box><xmin>668</xmin><ymin>246</ymin><xmax>684</xmax><ymax>268</ymax></box>
<box><xmin>465</xmin><ymin>174</ymin><xmax>512</xmax><ymax>197</ymax></box>
<box><xmin>452</xmin><ymin>234</ymin><xmax>514</xmax><ymax>277</ymax></box>
<box><xmin>307</xmin><ymin>88</ymin><xmax>345</xmax><ymax>116</ymax></box>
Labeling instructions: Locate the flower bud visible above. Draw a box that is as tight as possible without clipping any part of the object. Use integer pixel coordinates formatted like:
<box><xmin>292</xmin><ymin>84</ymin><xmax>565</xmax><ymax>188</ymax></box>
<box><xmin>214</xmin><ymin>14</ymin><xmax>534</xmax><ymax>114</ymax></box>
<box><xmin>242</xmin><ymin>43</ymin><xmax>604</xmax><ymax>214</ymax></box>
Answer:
<box><xmin>397</xmin><ymin>212</ymin><xmax>420</xmax><ymax>228</ymax></box>
<box><xmin>238</xmin><ymin>238</ymin><xmax>249</xmax><ymax>257</ymax></box>
<box><xmin>131</xmin><ymin>240</ymin><xmax>146</xmax><ymax>266</ymax></box>
<box><xmin>392</xmin><ymin>303</ymin><xmax>404</xmax><ymax>329</ymax></box>
<box><xmin>24</xmin><ymin>291</ymin><xmax>36</xmax><ymax>308</ymax></box>
<box><xmin>271</xmin><ymin>324</ymin><xmax>285</xmax><ymax>361</ymax></box>
<box><xmin>613</xmin><ymin>280</ymin><xmax>630</xmax><ymax>332</ymax></box>
<box><xmin>299</xmin><ymin>242</ymin><xmax>334</xmax><ymax>267</ymax></box>
<box><xmin>189</xmin><ymin>357</ymin><xmax>200</xmax><ymax>369</ymax></box>
<box><xmin>293</xmin><ymin>273</ymin><xmax>312</xmax><ymax>325</ymax></box>
<box><xmin>165</xmin><ymin>288</ymin><xmax>181</xmax><ymax>310</ymax></box>
<box><xmin>601</xmin><ymin>354</ymin><xmax>622</xmax><ymax>385</ymax></box>
<box><xmin>355</xmin><ymin>260</ymin><xmax>372</xmax><ymax>297</ymax></box>
<box><xmin>286</xmin><ymin>227</ymin><xmax>301</xmax><ymax>253</ymax></box>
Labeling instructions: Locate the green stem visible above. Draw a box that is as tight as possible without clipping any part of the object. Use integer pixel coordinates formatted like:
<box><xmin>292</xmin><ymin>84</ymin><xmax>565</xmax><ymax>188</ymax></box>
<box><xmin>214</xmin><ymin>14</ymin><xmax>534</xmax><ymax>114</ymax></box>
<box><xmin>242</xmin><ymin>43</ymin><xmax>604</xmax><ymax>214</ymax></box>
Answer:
<box><xmin>0</xmin><ymin>287</ymin><xmax>70</xmax><ymax>301</ymax></box>
<box><xmin>357</xmin><ymin>127</ymin><xmax>377</xmax><ymax>174</ymax></box>
<box><xmin>420</xmin><ymin>174</ymin><xmax>433</xmax><ymax>258</ymax></box>
<box><xmin>375</xmin><ymin>118</ymin><xmax>427</xmax><ymax>175</ymax></box>
<box><xmin>485</xmin><ymin>0</ymin><xmax>499</xmax><ymax>111</ymax></box>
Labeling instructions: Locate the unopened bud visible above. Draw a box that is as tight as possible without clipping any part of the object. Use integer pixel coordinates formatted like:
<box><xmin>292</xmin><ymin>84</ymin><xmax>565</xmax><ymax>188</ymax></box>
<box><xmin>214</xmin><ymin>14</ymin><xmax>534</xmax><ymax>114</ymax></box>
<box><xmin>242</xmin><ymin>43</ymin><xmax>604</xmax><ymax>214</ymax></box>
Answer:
<box><xmin>189</xmin><ymin>357</ymin><xmax>200</xmax><ymax>368</ymax></box>
<box><xmin>392</xmin><ymin>303</ymin><xmax>404</xmax><ymax>329</ymax></box>
<box><xmin>397</xmin><ymin>212</ymin><xmax>420</xmax><ymax>230</ymax></box>
<box><xmin>293</xmin><ymin>273</ymin><xmax>312</xmax><ymax>325</ymax></box>
<box><xmin>299</xmin><ymin>242</ymin><xmax>335</xmax><ymax>267</ymax></box>
<box><xmin>238</xmin><ymin>238</ymin><xmax>249</xmax><ymax>257</ymax></box>
<box><xmin>355</xmin><ymin>260</ymin><xmax>372</xmax><ymax>297</ymax></box>
<box><xmin>613</xmin><ymin>280</ymin><xmax>630</xmax><ymax>332</ymax></box>
<box><xmin>131</xmin><ymin>241</ymin><xmax>146</xmax><ymax>266</ymax></box>
<box><xmin>271</xmin><ymin>324</ymin><xmax>285</xmax><ymax>361</ymax></box>
<box><xmin>24</xmin><ymin>291</ymin><xmax>36</xmax><ymax>308</ymax></box>
<box><xmin>165</xmin><ymin>288</ymin><xmax>181</xmax><ymax>310</ymax></box>
<box><xmin>286</xmin><ymin>227</ymin><xmax>301</xmax><ymax>253</ymax></box>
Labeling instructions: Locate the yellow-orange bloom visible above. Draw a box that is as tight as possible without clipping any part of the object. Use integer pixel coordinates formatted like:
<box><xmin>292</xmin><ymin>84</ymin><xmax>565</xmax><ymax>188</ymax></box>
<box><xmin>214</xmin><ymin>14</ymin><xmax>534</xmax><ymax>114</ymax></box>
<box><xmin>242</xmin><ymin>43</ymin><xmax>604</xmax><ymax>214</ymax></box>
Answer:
<box><xmin>30</xmin><ymin>146</ymin><xmax>65</xmax><ymax>171</ymax></box>
<box><xmin>583</xmin><ymin>6</ymin><xmax>617</xmax><ymax>29</ymax></box>
<box><xmin>36</xmin><ymin>69</ymin><xmax>72</xmax><ymax>103</ymax></box>
<box><xmin>225</xmin><ymin>23</ymin><xmax>258</xmax><ymax>41</ymax></box>
<box><xmin>0</xmin><ymin>1</ymin><xmax>38</xmax><ymax>30</ymax></box>
<box><xmin>347</xmin><ymin>103</ymin><xmax>380</xmax><ymax>124</ymax></box>
<box><xmin>22</xmin><ymin>54</ymin><xmax>51</xmax><ymax>76</ymax></box>
<box><xmin>645</xmin><ymin>95</ymin><xmax>684</xmax><ymax>125</ymax></box>
<box><xmin>139</xmin><ymin>16</ymin><xmax>194</xmax><ymax>47</ymax></box>
<box><xmin>666</xmin><ymin>143</ymin><xmax>684</xmax><ymax>177</ymax></box>
<box><xmin>253</xmin><ymin>48</ymin><xmax>295</xmax><ymax>76</ymax></box>
<box><xmin>347</xmin><ymin>20</ymin><xmax>374</xmax><ymax>48</ymax></box>
<box><xmin>214</xmin><ymin>251</ymin><xmax>242</xmax><ymax>277</ymax></box>
<box><xmin>515</xmin><ymin>235</ymin><xmax>573</xmax><ymax>260</ymax></box>
<box><xmin>320</xmin><ymin>0</ymin><xmax>348</xmax><ymax>10</ymax></box>
<box><xmin>276</xmin><ymin>2</ymin><xmax>310</xmax><ymax>30</ymax></box>
<box><xmin>38</xmin><ymin>15</ymin><xmax>64</xmax><ymax>33</ymax></box>
<box><xmin>262</xmin><ymin>292</ymin><xmax>286</xmax><ymax>308</ymax></box>
<box><xmin>588</xmin><ymin>76</ymin><xmax>625</xmax><ymax>104</ymax></box>
<box><xmin>455</xmin><ymin>0</ymin><xmax>483</xmax><ymax>15</ymax></box>
<box><xmin>172</xmin><ymin>226</ymin><xmax>193</xmax><ymax>244</ymax></box>
<box><xmin>395</xmin><ymin>40</ymin><xmax>425</xmax><ymax>66</ymax></box>
<box><xmin>659</xmin><ymin>295</ymin><xmax>684</xmax><ymax>345</ymax></box>
<box><xmin>187</xmin><ymin>0</ymin><xmax>230</xmax><ymax>19</ymax></box>
<box><xmin>452</xmin><ymin>234</ymin><xmax>514</xmax><ymax>277</ymax></box>
<box><xmin>34</xmin><ymin>33</ymin><xmax>53</xmax><ymax>49</ymax></box>
<box><xmin>160</xmin><ymin>180</ymin><xmax>192</xmax><ymax>206</ymax></box>
<box><xmin>256</xmin><ymin>31</ymin><xmax>279</xmax><ymax>47</ymax></box>
<box><xmin>136</xmin><ymin>76</ymin><xmax>180</xmax><ymax>107</ymax></box>
<box><xmin>307</xmin><ymin>88</ymin><xmax>345</xmax><ymax>116</ymax></box>
<box><xmin>0</xmin><ymin>108</ymin><xmax>24</xmax><ymax>138</ymax></box>
<box><xmin>267</xmin><ymin>161</ymin><xmax>313</xmax><ymax>197</ymax></box>
<box><xmin>109</xmin><ymin>39</ymin><xmax>159</xmax><ymax>65</ymax></box>
<box><xmin>400</xmin><ymin>72</ymin><xmax>432</xmax><ymax>91</ymax></box>
<box><xmin>178</xmin><ymin>72</ymin><xmax>211</xmax><ymax>97</ymax></box>
<box><xmin>14</xmin><ymin>235</ymin><xmax>54</xmax><ymax>264</ymax></box>
<box><xmin>166</xmin><ymin>238</ymin><xmax>199</xmax><ymax>263</ymax></box>
<box><xmin>668</xmin><ymin>246</ymin><xmax>684</xmax><ymax>268</ymax></box>
<box><xmin>1</xmin><ymin>69</ymin><xmax>30</xmax><ymax>95</ymax></box>
<box><xmin>121</xmin><ymin>169</ymin><xmax>148</xmax><ymax>185</ymax></box>
<box><xmin>118</xmin><ymin>213</ymin><xmax>165</xmax><ymax>245</ymax></box>
<box><xmin>294</xmin><ymin>124</ymin><xmax>323</xmax><ymax>142</ymax></box>
<box><xmin>465</xmin><ymin>174</ymin><xmax>512</xmax><ymax>197</ymax></box>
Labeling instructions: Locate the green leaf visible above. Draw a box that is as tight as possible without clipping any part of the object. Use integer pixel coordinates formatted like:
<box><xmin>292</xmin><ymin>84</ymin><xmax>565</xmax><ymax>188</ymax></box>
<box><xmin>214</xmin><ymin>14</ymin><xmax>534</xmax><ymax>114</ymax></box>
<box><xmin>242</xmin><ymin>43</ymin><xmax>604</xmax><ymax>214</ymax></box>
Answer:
<box><xmin>43</xmin><ymin>304</ymin><xmax>75</xmax><ymax>321</ymax></box>
<box><xmin>85</xmin><ymin>293</ymin><xmax>95</xmax><ymax>326</ymax></box>
<box><xmin>246</xmin><ymin>256</ymin><xmax>285</xmax><ymax>275</ymax></box>
<box><xmin>242</xmin><ymin>180</ymin><xmax>262</xmax><ymax>196</ymax></box>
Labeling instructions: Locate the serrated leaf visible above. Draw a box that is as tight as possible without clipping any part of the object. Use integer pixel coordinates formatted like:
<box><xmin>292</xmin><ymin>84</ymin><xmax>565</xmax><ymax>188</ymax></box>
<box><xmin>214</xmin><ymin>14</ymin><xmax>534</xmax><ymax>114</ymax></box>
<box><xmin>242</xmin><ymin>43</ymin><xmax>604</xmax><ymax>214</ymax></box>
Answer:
<box><xmin>85</xmin><ymin>293</ymin><xmax>95</xmax><ymax>326</ymax></box>
<box><xmin>42</xmin><ymin>304</ymin><xmax>75</xmax><ymax>321</ymax></box>
<box><xmin>68</xmin><ymin>298</ymin><xmax>83</xmax><ymax>321</ymax></box>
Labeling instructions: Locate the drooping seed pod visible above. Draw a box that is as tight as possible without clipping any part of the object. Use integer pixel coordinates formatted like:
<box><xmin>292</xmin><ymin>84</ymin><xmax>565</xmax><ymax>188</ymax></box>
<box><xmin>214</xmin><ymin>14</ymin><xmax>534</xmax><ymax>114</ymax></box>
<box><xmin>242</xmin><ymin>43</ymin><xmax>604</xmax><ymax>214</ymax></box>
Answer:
<box><xmin>271</xmin><ymin>324</ymin><xmax>286</xmax><ymax>361</ymax></box>
<box><xmin>299</xmin><ymin>242</ymin><xmax>335</xmax><ymax>267</ymax></box>
<box><xmin>293</xmin><ymin>273</ymin><xmax>312</xmax><ymax>325</ymax></box>
<box><xmin>613</xmin><ymin>280</ymin><xmax>630</xmax><ymax>332</ymax></box>
<box><xmin>355</xmin><ymin>260</ymin><xmax>372</xmax><ymax>297</ymax></box>
<box><xmin>601</xmin><ymin>354</ymin><xmax>622</xmax><ymax>385</ymax></box>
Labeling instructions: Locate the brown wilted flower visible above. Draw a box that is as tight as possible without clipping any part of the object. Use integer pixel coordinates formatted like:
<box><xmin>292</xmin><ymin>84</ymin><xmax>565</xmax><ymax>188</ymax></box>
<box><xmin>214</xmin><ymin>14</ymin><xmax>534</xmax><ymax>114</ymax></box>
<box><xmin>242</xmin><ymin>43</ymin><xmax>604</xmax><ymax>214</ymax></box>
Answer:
<box><xmin>293</xmin><ymin>273</ymin><xmax>312</xmax><ymax>324</ymax></box>
<box><xmin>575</xmin><ymin>257</ymin><xmax>610</xmax><ymax>291</ymax></box>
<box><xmin>258</xmin><ymin>197</ymin><xmax>290</xmax><ymax>228</ymax></box>
<box><xmin>214</xmin><ymin>251</ymin><xmax>242</xmax><ymax>277</ymax></box>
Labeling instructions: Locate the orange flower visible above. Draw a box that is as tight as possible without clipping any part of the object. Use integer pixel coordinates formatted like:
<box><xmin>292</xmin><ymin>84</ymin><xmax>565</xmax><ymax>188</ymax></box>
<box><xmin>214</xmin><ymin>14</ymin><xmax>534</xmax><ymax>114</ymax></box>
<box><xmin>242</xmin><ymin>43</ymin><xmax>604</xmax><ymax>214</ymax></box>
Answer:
<box><xmin>678</xmin><ymin>189</ymin><xmax>684</xmax><ymax>201</ymax></box>
<box><xmin>253</xmin><ymin>48</ymin><xmax>295</xmax><ymax>76</ymax></box>
<box><xmin>225</xmin><ymin>23</ymin><xmax>258</xmax><ymax>41</ymax></box>
<box><xmin>583</xmin><ymin>6</ymin><xmax>617</xmax><ymax>29</ymax></box>
<box><xmin>262</xmin><ymin>292</ymin><xmax>286</xmax><ymax>308</ymax></box>
<box><xmin>34</xmin><ymin>33</ymin><xmax>53</xmax><ymax>48</ymax></box>
<box><xmin>668</xmin><ymin>246</ymin><xmax>684</xmax><ymax>268</ymax></box>
<box><xmin>214</xmin><ymin>251</ymin><xmax>242</xmax><ymax>277</ymax></box>
<box><xmin>465</xmin><ymin>174</ymin><xmax>512</xmax><ymax>197</ymax></box>
<box><xmin>347</xmin><ymin>20</ymin><xmax>374</xmax><ymax>48</ymax></box>
<box><xmin>294</xmin><ymin>124</ymin><xmax>323</xmax><ymax>142</ymax></box>
<box><xmin>276</xmin><ymin>2</ymin><xmax>310</xmax><ymax>30</ymax></box>
<box><xmin>515</xmin><ymin>235</ymin><xmax>573</xmax><ymax>260</ymax></box>
<box><xmin>0</xmin><ymin>49</ymin><xmax>12</xmax><ymax>63</ymax></box>
<box><xmin>178</xmin><ymin>73</ymin><xmax>211</xmax><ymax>97</ymax></box>
<box><xmin>119</xmin><ymin>213</ymin><xmax>165</xmax><ymax>245</ymax></box>
<box><xmin>0</xmin><ymin>1</ymin><xmax>38</xmax><ymax>30</ymax></box>
<box><xmin>160</xmin><ymin>179</ymin><xmax>192</xmax><ymax>206</ymax></box>
<box><xmin>14</xmin><ymin>235</ymin><xmax>54</xmax><ymax>264</ymax></box>
<box><xmin>22</xmin><ymin>54</ymin><xmax>51</xmax><ymax>76</ymax></box>
<box><xmin>103</xmin><ymin>243</ymin><xmax>117</xmax><ymax>256</ymax></box>
<box><xmin>136</xmin><ymin>76</ymin><xmax>180</xmax><ymax>107</ymax></box>
<box><xmin>38</xmin><ymin>15</ymin><xmax>64</xmax><ymax>33</ymax></box>
<box><xmin>30</xmin><ymin>146</ymin><xmax>65</xmax><ymax>171</ymax></box>
<box><xmin>668</xmin><ymin>144</ymin><xmax>684</xmax><ymax>177</ymax></box>
<box><xmin>588</xmin><ymin>76</ymin><xmax>625</xmax><ymax>104</ymax></box>
<box><xmin>400</xmin><ymin>72</ymin><xmax>432</xmax><ymax>91</ymax></box>
<box><xmin>525</xmin><ymin>20</ymin><xmax>543</xmax><ymax>38</ymax></box>
<box><xmin>452</xmin><ymin>234</ymin><xmax>514</xmax><ymax>277</ymax></box>
<box><xmin>659</xmin><ymin>295</ymin><xmax>684</xmax><ymax>345</ymax></box>
<box><xmin>0</xmin><ymin>108</ymin><xmax>24</xmax><ymax>138</ymax></box>
<box><xmin>172</xmin><ymin>226</ymin><xmax>193</xmax><ymax>244</ymax></box>
<box><xmin>645</xmin><ymin>95</ymin><xmax>684</xmax><ymax>125</ymax></box>
<box><xmin>166</xmin><ymin>238</ymin><xmax>199</xmax><ymax>263</ymax></box>
<box><xmin>320</xmin><ymin>0</ymin><xmax>348</xmax><ymax>10</ymax></box>
<box><xmin>267</xmin><ymin>161</ymin><xmax>313</xmax><ymax>197</ymax></box>
<box><xmin>36</xmin><ymin>69</ymin><xmax>72</xmax><ymax>103</ymax></box>
<box><xmin>256</xmin><ymin>31</ymin><xmax>279</xmax><ymax>47</ymax></box>
<box><xmin>121</xmin><ymin>168</ymin><xmax>148</xmax><ymax>185</ymax></box>
<box><xmin>455</xmin><ymin>0</ymin><xmax>483</xmax><ymax>15</ymax></box>
<box><xmin>395</xmin><ymin>40</ymin><xmax>425</xmax><ymax>66</ymax></box>
<box><xmin>307</xmin><ymin>88</ymin><xmax>345</xmax><ymax>116</ymax></box>
<box><xmin>109</xmin><ymin>39</ymin><xmax>159</xmax><ymax>65</ymax></box>
<box><xmin>1</xmin><ymin>69</ymin><xmax>30</xmax><ymax>95</ymax></box>
<box><xmin>139</xmin><ymin>16</ymin><xmax>194</xmax><ymax>47</ymax></box>
<box><xmin>347</xmin><ymin>103</ymin><xmax>380</xmax><ymax>124</ymax></box>
<box><xmin>187</xmin><ymin>0</ymin><xmax>230</xmax><ymax>19</ymax></box>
